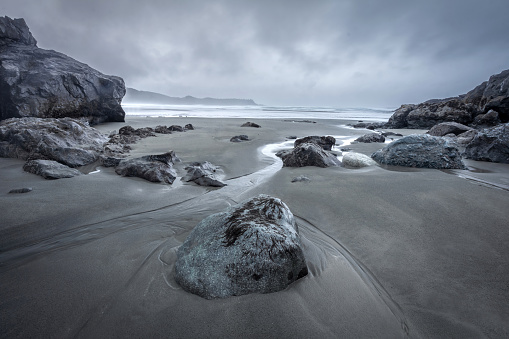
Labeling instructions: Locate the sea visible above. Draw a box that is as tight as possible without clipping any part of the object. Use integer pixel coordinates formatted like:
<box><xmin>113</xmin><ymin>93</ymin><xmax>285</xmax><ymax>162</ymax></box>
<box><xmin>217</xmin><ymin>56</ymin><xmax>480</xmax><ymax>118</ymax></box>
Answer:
<box><xmin>122</xmin><ymin>104</ymin><xmax>395</xmax><ymax>122</ymax></box>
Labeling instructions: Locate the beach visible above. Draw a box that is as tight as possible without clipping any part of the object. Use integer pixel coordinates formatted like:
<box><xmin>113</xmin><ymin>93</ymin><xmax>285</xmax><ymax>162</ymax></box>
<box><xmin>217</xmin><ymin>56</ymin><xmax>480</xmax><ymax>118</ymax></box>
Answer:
<box><xmin>1</xmin><ymin>116</ymin><xmax>508</xmax><ymax>338</ymax></box>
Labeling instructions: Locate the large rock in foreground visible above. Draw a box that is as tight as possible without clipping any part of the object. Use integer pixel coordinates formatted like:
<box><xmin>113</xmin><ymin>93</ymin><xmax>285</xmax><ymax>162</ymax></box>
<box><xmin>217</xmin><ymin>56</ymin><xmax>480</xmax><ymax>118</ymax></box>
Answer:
<box><xmin>0</xmin><ymin>16</ymin><xmax>125</xmax><ymax>124</ymax></box>
<box><xmin>175</xmin><ymin>195</ymin><xmax>308</xmax><ymax>299</ymax></box>
<box><xmin>277</xmin><ymin>142</ymin><xmax>341</xmax><ymax>167</ymax></box>
<box><xmin>371</xmin><ymin>134</ymin><xmax>466</xmax><ymax>169</ymax></box>
<box><xmin>0</xmin><ymin>117</ymin><xmax>107</xmax><ymax>167</ymax></box>
<box><xmin>115</xmin><ymin>152</ymin><xmax>179</xmax><ymax>184</ymax></box>
<box><xmin>463</xmin><ymin>124</ymin><xmax>509</xmax><ymax>163</ymax></box>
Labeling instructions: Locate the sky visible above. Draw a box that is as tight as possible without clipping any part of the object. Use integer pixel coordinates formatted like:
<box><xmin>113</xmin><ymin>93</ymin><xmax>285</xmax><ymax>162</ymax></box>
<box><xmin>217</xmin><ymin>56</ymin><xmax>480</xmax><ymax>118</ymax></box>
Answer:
<box><xmin>2</xmin><ymin>0</ymin><xmax>509</xmax><ymax>107</ymax></box>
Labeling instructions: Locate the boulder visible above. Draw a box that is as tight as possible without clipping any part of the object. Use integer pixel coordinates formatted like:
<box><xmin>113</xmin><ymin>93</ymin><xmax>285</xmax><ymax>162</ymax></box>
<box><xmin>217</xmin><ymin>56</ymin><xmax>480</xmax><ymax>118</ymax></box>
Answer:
<box><xmin>241</xmin><ymin>122</ymin><xmax>261</xmax><ymax>128</ymax></box>
<box><xmin>230</xmin><ymin>135</ymin><xmax>249</xmax><ymax>142</ymax></box>
<box><xmin>0</xmin><ymin>16</ymin><xmax>126</xmax><ymax>124</ymax></box>
<box><xmin>0</xmin><ymin>117</ymin><xmax>107</xmax><ymax>167</ymax></box>
<box><xmin>114</xmin><ymin>151</ymin><xmax>179</xmax><ymax>184</ymax></box>
<box><xmin>456</xmin><ymin>130</ymin><xmax>478</xmax><ymax>145</ymax></box>
<box><xmin>175</xmin><ymin>194</ymin><xmax>308</xmax><ymax>299</ymax></box>
<box><xmin>355</xmin><ymin>133</ymin><xmax>385</xmax><ymax>143</ymax></box>
<box><xmin>184</xmin><ymin>124</ymin><xmax>194</xmax><ymax>130</ymax></box>
<box><xmin>294</xmin><ymin>135</ymin><xmax>336</xmax><ymax>150</ymax></box>
<box><xmin>154</xmin><ymin>125</ymin><xmax>173</xmax><ymax>134</ymax></box>
<box><xmin>169</xmin><ymin>125</ymin><xmax>184</xmax><ymax>132</ymax></box>
<box><xmin>427</xmin><ymin>122</ymin><xmax>473</xmax><ymax>137</ymax></box>
<box><xmin>276</xmin><ymin>142</ymin><xmax>341</xmax><ymax>168</ymax></box>
<box><xmin>371</xmin><ymin>134</ymin><xmax>466</xmax><ymax>169</ymax></box>
<box><xmin>463</xmin><ymin>124</ymin><xmax>509</xmax><ymax>163</ymax></box>
<box><xmin>23</xmin><ymin>159</ymin><xmax>82</xmax><ymax>179</ymax></box>
<box><xmin>291</xmin><ymin>176</ymin><xmax>310</xmax><ymax>183</ymax></box>
<box><xmin>183</xmin><ymin>161</ymin><xmax>226</xmax><ymax>187</ymax></box>
<box><xmin>351</xmin><ymin>122</ymin><xmax>385</xmax><ymax>130</ymax></box>
<box><xmin>342</xmin><ymin>152</ymin><xmax>376</xmax><ymax>168</ymax></box>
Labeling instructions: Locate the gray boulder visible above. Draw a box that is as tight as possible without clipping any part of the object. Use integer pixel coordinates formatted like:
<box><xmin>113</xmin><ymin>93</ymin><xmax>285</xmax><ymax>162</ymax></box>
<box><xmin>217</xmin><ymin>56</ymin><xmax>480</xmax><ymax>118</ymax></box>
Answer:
<box><xmin>0</xmin><ymin>117</ymin><xmax>107</xmax><ymax>167</ymax></box>
<box><xmin>115</xmin><ymin>151</ymin><xmax>179</xmax><ymax>184</ymax></box>
<box><xmin>463</xmin><ymin>124</ymin><xmax>509</xmax><ymax>163</ymax></box>
<box><xmin>276</xmin><ymin>142</ymin><xmax>341</xmax><ymax>168</ymax></box>
<box><xmin>183</xmin><ymin>161</ymin><xmax>226</xmax><ymax>187</ymax></box>
<box><xmin>8</xmin><ymin>187</ymin><xmax>32</xmax><ymax>194</ymax></box>
<box><xmin>371</xmin><ymin>134</ymin><xmax>466</xmax><ymax>169</ymax></box>
<box><xmin>294</xmin><ymin>135</ymin><xmax>335</xmax><ymax>150</ymax></box>
<box><xmin>241</xmin><ymin>122</ymin><xmax>261</xmax><ymax>128</ymax></box>
<box><xmin>175</xmin><ymin>194</ymin><xmax>308</xmax><ymax>299</ymax></box>
<box><xmin>473</xmin><ymin>110</ymin><xmax>501</xmax><ymax>127</ymax></box>
<box><xmin>23</xmin><ymin>159</ymin><xmax>82</xmax><ymax>179</ymax></box>
<box><xmin>427</xmin><ymin>122</ymin><xmax>473</xmax><ymax>137</ymax></box>
<box><xmin>355</xmin><ymin>133</ymin><xmax>385</xmax><ymax>143</ymax></box>
<box><xmin>291</xmin><ymin>176</ymin><xmax>310</xmax><ymax>183</ymax></box>
<box><xmin>230</xmin><ymin>135</ymin><xmax>249</xmax><ymax>142</ymax></box>
<box><xmin>342</xmin><ymin>152</ymin><xmax>376</xmax><ymax>168</ymax></box>
<box><xmin>0</xmin><ymin>16</ymin><xmax>125</xmax><ymax>124</ymax></box>
<box><xmin>456</xmin><ymin>130</ymin><xmax>479</xmax><ymax>145</ymax></box>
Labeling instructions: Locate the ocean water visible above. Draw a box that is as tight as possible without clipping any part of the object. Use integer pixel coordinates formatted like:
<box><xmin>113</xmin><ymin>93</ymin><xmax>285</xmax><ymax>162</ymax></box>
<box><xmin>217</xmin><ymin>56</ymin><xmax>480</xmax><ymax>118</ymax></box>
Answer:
<box><xmin>122</xmin><ymin>104</ymin><xmax>395</xmax><ymax>122</ymax></box>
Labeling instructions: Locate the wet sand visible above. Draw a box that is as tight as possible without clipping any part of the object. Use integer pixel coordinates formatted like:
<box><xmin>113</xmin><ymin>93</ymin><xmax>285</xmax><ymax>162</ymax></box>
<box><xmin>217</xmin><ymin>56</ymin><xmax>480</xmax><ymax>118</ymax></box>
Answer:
<box><xmin>1</xmin><ymin>117</ymin><xmax>508</xmax><ymax>338</ymax></box>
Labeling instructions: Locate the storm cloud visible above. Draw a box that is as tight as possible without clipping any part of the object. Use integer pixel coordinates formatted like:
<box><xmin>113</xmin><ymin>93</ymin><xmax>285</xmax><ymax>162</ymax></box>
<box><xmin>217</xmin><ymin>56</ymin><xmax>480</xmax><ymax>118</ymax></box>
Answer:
<box><xmin>2</xmin><ymin>0</ymin><xmax>508</xmax><ymax>107</ymax></box>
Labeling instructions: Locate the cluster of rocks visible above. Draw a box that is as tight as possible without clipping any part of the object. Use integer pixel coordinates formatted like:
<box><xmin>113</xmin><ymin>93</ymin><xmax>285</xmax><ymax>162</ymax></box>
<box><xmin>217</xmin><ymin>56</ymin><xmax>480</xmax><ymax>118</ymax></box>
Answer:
<box><xmin>276</xmin><ymin>136</ymin><xmax>341</xmax><ymax>167</ymax></box>
<box><xmin>0</xmin><ymin>16</ymin><xmax>126</xmax><ymax>124</ymax></box>
<box><xmin>386</xmin><ymin>69</ymin><xmax>509</xmax><ymax>129</ymax></box>
<box><xmin>175</xmin><ymin>194</ymin><xmax>308</xmax><ymax>299</ymax></box>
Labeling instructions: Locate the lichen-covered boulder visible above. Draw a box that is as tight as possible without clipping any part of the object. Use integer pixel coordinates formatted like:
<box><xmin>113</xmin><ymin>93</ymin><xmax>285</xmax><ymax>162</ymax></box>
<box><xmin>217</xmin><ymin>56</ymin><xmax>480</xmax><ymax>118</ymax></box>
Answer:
<box><xmin>371</xmin><ymin>134</ymin><xmax>466</xmax><ymax>169</ymax></box>
<box><xmin>463</xmin><ymin>124</ymin><xmax>509</xmax><ymax>163</ymax></box>
<box><xmin>277</xmin><ymin>142</ymin><xmax>341</xmax><ymax>168</ymax></box>
<box><xmin>175</xmin><ymin>195</ymin><xmax>308</xmax><ymax>299</ymax></box>
<box><xmin>114</xmin><ymin>151</ymin><xmax>179</xmax><ymax>184</ymax></box>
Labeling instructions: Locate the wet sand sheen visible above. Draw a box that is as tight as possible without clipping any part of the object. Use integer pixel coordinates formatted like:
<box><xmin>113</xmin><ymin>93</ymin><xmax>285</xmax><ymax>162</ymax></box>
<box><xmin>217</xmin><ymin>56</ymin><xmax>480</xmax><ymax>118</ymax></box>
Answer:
<box><xmin>1</xmin><ymin>117</ymin><xmax>508</xmax><ymax>338</ymax></box>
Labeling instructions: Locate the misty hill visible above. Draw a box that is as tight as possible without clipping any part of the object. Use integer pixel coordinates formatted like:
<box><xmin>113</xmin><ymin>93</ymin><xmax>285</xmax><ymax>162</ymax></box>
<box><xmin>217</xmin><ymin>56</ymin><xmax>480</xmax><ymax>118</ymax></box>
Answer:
<box><xmin>123</xmin><ymin>88</ymin><xmax>258</xmax><ymax>106</ymax></box>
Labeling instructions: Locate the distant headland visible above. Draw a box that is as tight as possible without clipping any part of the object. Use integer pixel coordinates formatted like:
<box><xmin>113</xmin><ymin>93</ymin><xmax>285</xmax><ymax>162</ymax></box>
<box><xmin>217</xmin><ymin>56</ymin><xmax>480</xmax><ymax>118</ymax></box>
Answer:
<box><xmin>123</xmin><ymin>88</ymin><xmax>259</xmax><ymax>106</ymax></box>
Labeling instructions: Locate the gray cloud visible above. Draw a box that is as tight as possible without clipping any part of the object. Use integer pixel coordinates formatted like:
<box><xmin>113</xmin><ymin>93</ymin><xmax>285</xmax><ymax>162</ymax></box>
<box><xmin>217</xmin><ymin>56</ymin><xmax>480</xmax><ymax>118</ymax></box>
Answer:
<box><xmin>1</xmin><ymin>0</ymin><xmax>508</xmax><ymax>107</ymax></box>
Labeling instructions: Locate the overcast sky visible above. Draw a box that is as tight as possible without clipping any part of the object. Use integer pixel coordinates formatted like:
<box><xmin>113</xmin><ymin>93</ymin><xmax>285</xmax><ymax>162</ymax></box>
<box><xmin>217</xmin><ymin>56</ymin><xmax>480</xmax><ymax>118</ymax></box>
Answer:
<box><xmin>2</xmin><ymin>0</ymin><xmax>509</xmax><ymax>107</ymax></box>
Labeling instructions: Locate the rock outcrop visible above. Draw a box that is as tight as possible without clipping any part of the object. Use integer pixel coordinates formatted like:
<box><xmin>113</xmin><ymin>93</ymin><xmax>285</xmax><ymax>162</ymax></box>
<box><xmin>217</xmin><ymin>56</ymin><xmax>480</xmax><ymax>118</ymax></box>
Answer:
<box><xmin>355</xmin><ymin>133</ymin><xmax>385</xmax><ymax>143</ymax></box>
<box><xmin>175</xmin><ymin>195</ymin><xmax>308</xmax><ymax>299</ymax></box>
<box><xmin>387</xmin><ymin>69</ymin><xmax>509</xmax><ymax>129</ymax></box>
<box><xmin>0</xmin><ymin>117</ymin><xmax>107</xmax><ymax>167</ymax></box>
<box><xmin>276</xmin><ymin>142</ymin><xmax>341</xmax><ymax>168</ymax></box>
<box><xmin>371</xmin><ymin>134</ymin><xmax>466</xmax><ymax>169</ymax></box>
<box><xmin>463</xmin><ymin>124</ymin><xmax>509</xmax><ymax>163</ymax></box>
<box><xmin>294</xmin><ymin>135</ymin><xmax>335</xmax><ymax>151</ymax></box>
<box><xmin>183</xmin><ymin>161</ymin><xmax>226</xmax><ymax>187</ymax></box>
<box><xmin>0</xmin><ymin>16</ymin><xmax>126</xmax><ymax>124</ymax></box>
<box><xmin>114</xmin><ymin>151</ymin><xmax>179</xmax><ymax>184</ymax></box>
<box><xmin>23</xmin><ymin>159</ymin><xmax>82</xmax><ymax>179</ymax></box>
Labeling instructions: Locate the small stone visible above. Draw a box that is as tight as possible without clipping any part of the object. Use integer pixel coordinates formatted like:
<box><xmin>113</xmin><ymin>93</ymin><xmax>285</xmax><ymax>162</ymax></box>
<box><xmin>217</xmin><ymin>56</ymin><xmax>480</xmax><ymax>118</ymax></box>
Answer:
<box><xmin>8</xmin><ymin>187</ymin><xmax>33</xmax><ymax>194</ymax></box>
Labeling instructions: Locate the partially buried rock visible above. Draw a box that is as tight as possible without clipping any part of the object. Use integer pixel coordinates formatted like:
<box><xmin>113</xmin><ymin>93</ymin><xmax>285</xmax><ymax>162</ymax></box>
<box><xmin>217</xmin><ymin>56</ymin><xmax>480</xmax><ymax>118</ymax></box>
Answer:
<box><xmin>463</xmin><ymin>123</ymin><xmax>509</xmax><ymax>163</ymax></box>
<box><xmin>355</xmin><ymin>133</ymin><xmax>385</xmax><ymax>143</ymax></box>
<box><xmin>230</xmin><ymin>135</ymin><xmax>249</xmax><ymax>142</ymax></box>
<box><xmin>175</xmin><ymin>194</ymin><xmax>308</xmax><ymax>299</ymax></box>
<box><xmin>115</xmin><ymin>151</ymin><xmax>179</xmax><ymax>184</ymax></box>
<box><xmin>277</xmin><ymin>142</ymin><xmax>341</xmax><ymax>168</ymax></box>
<box><xmin>291</xmin><ymin>176</ymin><xmax>310</xmax><ymax>183</ymax></box>
<box><xmin>9</xmin><ymin>187</ymin><xmax>32</xmax><ymax>193</ymax></box>
<box><xmin>371</xmin><ymin>134</ymin><xmax>466</xmax><ymax>169</ymax></box>
<box><xmin>241</xmin><ymin>122</ymin><xmax>261</xmax><ymax>128</ymax></box>
<box><xmin>183</xmin><ymin>161</ymin><xmax>226</xmax><ymax>187</ymax></box>
<box><xmin>294</xmin><ymin>135</ymin><xmax>335</xmax><ymax>150</ymax></box>
<box><xmin>23</xmin><ymin>159</ymin><xmax>82</xmax><ymax>179</ymax></box>
<box><xmin>342</xmin><ymin>152</ymin><xmax>376</xmax><ymax>168</ymax></box>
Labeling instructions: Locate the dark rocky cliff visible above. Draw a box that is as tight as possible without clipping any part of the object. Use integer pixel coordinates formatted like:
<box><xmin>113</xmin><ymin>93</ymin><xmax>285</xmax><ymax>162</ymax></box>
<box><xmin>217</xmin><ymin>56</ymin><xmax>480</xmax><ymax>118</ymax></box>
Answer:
<box><xmin>0</xmin><ymin>16</ymin><xmax>126</xmax><ymax>124</ymax></box>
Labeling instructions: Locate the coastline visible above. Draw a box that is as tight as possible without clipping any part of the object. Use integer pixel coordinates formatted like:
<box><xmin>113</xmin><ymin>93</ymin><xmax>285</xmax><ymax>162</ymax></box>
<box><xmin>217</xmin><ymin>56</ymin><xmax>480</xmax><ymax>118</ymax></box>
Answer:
<box><xmin>1</xmin><ymin>116</ymin><xmax>508</xmax><ymax>338</ymax></box>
